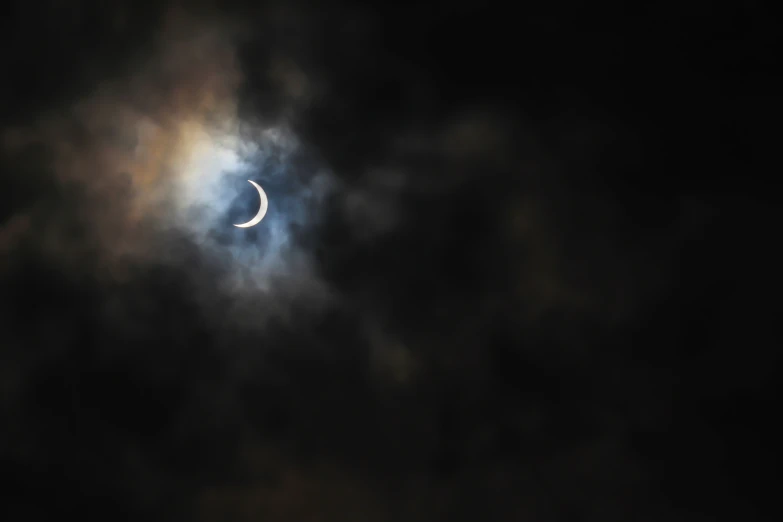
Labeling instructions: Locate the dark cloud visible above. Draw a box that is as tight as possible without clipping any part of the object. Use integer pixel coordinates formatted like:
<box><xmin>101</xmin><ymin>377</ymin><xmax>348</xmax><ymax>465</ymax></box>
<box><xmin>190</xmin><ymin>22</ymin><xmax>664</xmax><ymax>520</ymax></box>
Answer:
<box><xmin>1</xmin><ymin>1</ymin><xmax>779</xmax><ymax>521</ymax></box>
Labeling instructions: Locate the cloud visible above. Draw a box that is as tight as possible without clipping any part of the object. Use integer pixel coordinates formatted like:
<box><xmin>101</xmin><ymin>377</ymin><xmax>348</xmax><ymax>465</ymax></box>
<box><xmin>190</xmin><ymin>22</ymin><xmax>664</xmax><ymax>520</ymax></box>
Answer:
<box><xmin>1</xmin><ymin>7</ymin><xmax>342</xmax><ymax>322</ymax></box>
<box><xmin>2</xmin><ymin>3</ymin><xmax>775</xmax><ymax>521</ymax></box>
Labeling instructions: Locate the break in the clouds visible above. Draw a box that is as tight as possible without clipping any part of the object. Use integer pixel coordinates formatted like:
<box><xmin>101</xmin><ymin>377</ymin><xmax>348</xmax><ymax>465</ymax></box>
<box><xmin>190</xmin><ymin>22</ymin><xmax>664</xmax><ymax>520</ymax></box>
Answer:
<box><xmin>1</xmin><ymin>8</ymin><xmax>341</xmax><ymax>313</ymax></box>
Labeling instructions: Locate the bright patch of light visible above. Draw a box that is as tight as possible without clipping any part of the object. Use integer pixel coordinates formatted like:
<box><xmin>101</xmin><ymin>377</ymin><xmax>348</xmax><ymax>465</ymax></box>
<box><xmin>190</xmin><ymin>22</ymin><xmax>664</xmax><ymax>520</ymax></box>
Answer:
<box><xmin>134</xmin><ymin>113</ymin><xmax>332</xmax><ymax>305</ymax></box>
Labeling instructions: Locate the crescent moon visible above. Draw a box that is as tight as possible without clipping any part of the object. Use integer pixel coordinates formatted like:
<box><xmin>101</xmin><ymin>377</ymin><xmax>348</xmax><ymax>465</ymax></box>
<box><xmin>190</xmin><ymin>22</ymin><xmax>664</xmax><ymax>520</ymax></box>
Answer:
<box><xmin>234</xmin><ymin>180</ymin><xmax>269</xmax><ymax>228</ymax></box>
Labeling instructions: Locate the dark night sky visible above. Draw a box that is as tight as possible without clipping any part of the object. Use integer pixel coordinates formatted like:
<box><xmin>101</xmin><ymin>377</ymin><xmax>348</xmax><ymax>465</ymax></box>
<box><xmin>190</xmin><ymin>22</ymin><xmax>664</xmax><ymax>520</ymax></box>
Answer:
<box><xmin>1</xmin><ymin>1</ymin><xmax>780</xmax><ymax>521</ymax></box>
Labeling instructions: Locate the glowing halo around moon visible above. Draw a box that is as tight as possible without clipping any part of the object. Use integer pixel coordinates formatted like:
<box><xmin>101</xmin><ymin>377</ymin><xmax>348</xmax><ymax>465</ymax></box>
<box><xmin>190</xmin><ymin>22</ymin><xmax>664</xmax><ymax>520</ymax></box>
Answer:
<box><xmin>234</xmin><ymin>180</ymin><xmax>269</xmax><ymax>228</ymax></box>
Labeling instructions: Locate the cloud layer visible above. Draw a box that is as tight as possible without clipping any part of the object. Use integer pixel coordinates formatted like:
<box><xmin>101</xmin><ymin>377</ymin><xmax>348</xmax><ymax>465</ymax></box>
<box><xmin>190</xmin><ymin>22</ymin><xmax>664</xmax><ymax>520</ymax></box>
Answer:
<box><xmin>1</xmin><ymin>2</ymin><xmax>779</xmax><ymax>521</ymax></box>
